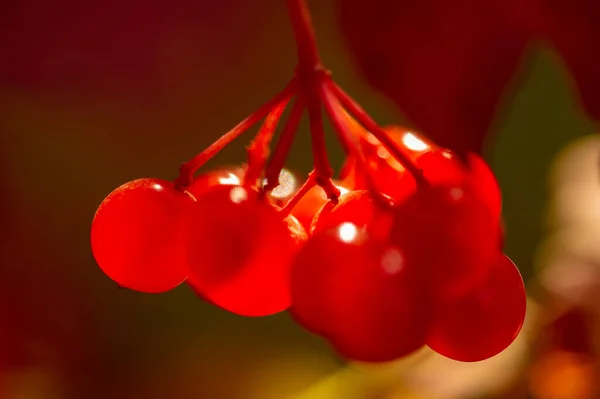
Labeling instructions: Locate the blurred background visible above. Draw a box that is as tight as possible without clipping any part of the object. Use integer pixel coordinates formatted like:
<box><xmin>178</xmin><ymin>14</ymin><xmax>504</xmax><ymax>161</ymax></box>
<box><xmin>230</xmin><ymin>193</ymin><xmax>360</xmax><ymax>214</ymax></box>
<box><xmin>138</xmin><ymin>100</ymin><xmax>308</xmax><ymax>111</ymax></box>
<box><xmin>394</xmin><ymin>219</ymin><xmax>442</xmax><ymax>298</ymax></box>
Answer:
<box><xmin>1</xmin><ymin>1</ymin><xmax>600</xmax><ymax>398</ymax></box>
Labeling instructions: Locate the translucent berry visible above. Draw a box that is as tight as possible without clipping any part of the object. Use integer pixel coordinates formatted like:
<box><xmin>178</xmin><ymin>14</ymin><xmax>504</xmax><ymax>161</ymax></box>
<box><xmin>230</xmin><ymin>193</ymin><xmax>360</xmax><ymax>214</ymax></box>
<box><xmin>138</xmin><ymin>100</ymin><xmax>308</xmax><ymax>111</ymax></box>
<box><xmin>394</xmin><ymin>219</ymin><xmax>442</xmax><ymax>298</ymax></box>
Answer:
<box><xmin>186</xmin><ymin>185</ymin><xmax>307</xmax><ymax>317</ymax></box>
<box><xmin>427</xmin><ymin>254</ymin><xmax>526</xmax><ymax>362</ymax></box>
<box><xmin>342</xmin><ymin>128</ymin><xmax>437</xmax><ymax>201</ymax></box>
<box><xmin>311</xmin><ymin>190</ymin><xmax>393</xmax><ymax>241</ymax></box>
<box><xmin>419</xmin><ymin>150</ymin><xmax>502</xmax><ymax>219</ymax></box>
<box><xmin>466</xmin><ymin>153</ymin><xmax>502</xmax><ymax>219</ymax></box>
<box><xmin>342</xmin><ymin>145</ymin><xmax>416</xmax><ymax>202</ymax></box>
<box><xmin>290</xmin><ymin>180</ymin><xmax>349</xmax><ymax>231</ymax></box>
<box><xmin>290</xmin><ymin>224</ymin><xmax>430</xmax><ymax>362</ymax></box>
<box><xmin>342</xmin><ymin>126</ymin><xmax>502</xmax><ymax>219</ymax></box>
<box><xmin>186</xmin><ymin>167</ymin><xmax>246</xmax><ymax>198</ymax></box>
<box><xmin>91</xmin><ymin>178</ymin><xmax>193</xmax><ymax>293</ymax></box>
<box><xmin>288</xmin><ymin>227</ymin><xmax>353</xmax><ymax>337</ymax></box>
<box><xmin>390</xmin><ymin>184</ymin><xmax>501</xmax><ymax>298</ymax></box>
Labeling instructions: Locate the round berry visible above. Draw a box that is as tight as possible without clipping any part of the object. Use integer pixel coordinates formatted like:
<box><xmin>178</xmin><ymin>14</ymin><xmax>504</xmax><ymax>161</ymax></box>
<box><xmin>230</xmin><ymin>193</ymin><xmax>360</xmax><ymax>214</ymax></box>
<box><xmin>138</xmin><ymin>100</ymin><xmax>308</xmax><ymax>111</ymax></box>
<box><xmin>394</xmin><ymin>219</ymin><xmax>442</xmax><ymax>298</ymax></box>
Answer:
<box><xmin>311</xmin><ymin>190</ymin><xmax>394</xmax><ymax>241</ymax></box>
<box><xmin>91</xmin><ymin>178</ymin><xmax>193</xmax><ymax>293</ymax></box>
<box><xmin>342</xmin><ymin>127</ymin><xmax>502</xmax><ymax>220</ymax></box>
<box><xmin>288</xmin><ymin>226</ymin><xmax>361</xmax><ymax>337</ymax></box>
<box><xmin>390</xmin><ymin>183</ymin><xmax>501</xmax><ymax>298</ymax></box>
<box><xmin>417</xmin><ymin>150</ymin><xmax>502</xmax><ymax>219</ymax></box>
<box><xmin>291</xmin><ymin>224</ymin><xmax>430</xmax><ymax>362</ymax></box>
<box><xmin>427</xmin><ymin>254</ymin><xmax>526</xmax><ymax>362</ymax></box>
<box><xmin>186</xmin><ymin>185</ymin><xmax>307</xmax><ymax>317</ymax></box>
<box><xmin>186</xmin><ymin>166</ymin><xmax>246</xmax><ymax>198</ymax></box>
<box><xmin>466</xmin><ymin>153</ymin><xmax>502</xmax><ymax>219</ymax></box>
<box><xmin>290</xmin><ymin>181</ymin><xmax>349</xmax><ymax>231</ymax></box>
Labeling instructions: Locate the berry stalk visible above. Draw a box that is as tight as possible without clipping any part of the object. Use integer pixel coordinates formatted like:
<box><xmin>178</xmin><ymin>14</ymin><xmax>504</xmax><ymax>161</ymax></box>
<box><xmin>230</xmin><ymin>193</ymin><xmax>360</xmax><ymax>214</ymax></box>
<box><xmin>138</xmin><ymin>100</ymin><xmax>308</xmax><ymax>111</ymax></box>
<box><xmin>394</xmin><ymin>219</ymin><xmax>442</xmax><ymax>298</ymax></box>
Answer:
<box><xmin>319</xmin><ymin>80</ymin><xmax>393</xmax><ymax>207</ymax></box>
<box><xmin>306</xmin><ymin>87</ymin><xmax>340</xmax><ymax>201</ymax></box>
<box><xmin>264</xmin><ymin>96</ymin><xmax>306</xmax><ymax>191</ymax></box>
<box><xmin>286</xmin><ymin>0</ymin><xmax>322</xmax><ymax>73</ymax></box>
<box><xmin>175</xmin><ymin>79</ymin><xmax>297</xmax><ymax>190</ymax></box>
<box><xmin>330</xmin><ymin>83</ymin><xmax>429</xmax><ymax>187</ymax></box>
<box><xmin>244</xmin><ymin>100</ymin><xmax>289</xmax><ymax>189</ymax></box>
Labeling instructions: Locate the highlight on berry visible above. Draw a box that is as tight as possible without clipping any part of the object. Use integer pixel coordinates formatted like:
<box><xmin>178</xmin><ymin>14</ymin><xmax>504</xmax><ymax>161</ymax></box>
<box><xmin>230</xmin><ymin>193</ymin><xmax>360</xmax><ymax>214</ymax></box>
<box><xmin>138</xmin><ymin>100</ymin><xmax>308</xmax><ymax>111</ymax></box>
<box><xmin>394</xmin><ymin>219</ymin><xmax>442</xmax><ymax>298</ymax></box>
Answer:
<box><xmin>90</xmin><ymin>0</ymin><xmax>526</xmax><ymax>364</ymax></box>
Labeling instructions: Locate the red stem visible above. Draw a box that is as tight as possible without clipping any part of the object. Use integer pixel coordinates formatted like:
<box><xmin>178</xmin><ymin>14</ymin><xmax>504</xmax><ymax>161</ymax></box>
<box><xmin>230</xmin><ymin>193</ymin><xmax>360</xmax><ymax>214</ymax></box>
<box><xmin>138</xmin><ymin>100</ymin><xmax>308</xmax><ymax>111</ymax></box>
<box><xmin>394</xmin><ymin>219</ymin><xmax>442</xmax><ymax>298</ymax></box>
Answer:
<box><xmin>306</xmin><ymin>88</ymin><xmax>340</xmax><ymax>201</ymax></box>
<box><xmin>286</xmin><ymin>0</ymin><xmax>321</xmax><ymax>73</ymax></box>
<box><xmin>330</xmin><ymin>83</ymin><xmax>429</xmax><ymax>187</ymax></box>
<box><xmin>264</xmin><ymin>96</ymin><xmax>305</xmax><ymax>191</ymax></box>
<box><xmin>244</xmin><ymin>100</ymin><xmax>290</xmax><ymax>189</ymax></box>
<box><xmin>174</xmin><ymin>80</ymin><xmax>296</xmax><ymax>190</ymax></box>
<box><xmin>319</xmin><ymin>81</ymin><xmax>393</xmax><ymax>207</ymax></box>
<box><xmin>279</xmin><ymin>171</ymin><xmax>317</xmax><ymax>216</ymax></box>
<box><xmin>286</xmin><ymin>0</ymin><xmax>339</xmax><ymax>201</ymax></box>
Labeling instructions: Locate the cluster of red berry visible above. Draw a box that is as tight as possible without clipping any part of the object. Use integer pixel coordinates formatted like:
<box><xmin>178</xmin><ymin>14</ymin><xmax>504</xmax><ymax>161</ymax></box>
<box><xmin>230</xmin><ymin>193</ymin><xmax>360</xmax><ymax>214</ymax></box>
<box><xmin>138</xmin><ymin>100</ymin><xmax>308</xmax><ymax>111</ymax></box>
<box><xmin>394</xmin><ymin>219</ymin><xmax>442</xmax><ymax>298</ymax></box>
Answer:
<box><xmin>91</xmin><ymin>98</ymin><xmax>525</xmax><ymax>364</ymax></box>
<box><xmin>91</xmin><ymin>0</ymin><xmax>526</xmax><ymax>365</ymax></box>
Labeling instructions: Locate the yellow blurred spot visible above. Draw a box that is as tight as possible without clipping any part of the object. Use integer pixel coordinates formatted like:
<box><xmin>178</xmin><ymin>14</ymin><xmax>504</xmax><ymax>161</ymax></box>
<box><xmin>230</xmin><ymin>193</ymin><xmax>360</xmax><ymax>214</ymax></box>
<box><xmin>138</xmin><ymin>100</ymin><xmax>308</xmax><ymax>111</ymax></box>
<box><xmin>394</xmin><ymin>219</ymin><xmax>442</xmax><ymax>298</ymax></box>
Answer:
<box><xmin>529</xmin><ymin>351</ymin><xmax>599</xmax><ymax>399</ymax></box>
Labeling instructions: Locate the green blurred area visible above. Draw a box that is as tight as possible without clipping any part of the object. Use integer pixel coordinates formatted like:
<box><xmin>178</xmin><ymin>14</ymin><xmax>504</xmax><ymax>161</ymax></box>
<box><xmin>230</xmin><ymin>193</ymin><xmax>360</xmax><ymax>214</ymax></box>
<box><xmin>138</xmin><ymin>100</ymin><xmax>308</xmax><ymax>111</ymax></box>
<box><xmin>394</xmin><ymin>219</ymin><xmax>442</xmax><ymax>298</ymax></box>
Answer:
<box><xmin>0</xmin><ymin>2</ymin><xmax>597</xmax><ymax>398</ymax></box>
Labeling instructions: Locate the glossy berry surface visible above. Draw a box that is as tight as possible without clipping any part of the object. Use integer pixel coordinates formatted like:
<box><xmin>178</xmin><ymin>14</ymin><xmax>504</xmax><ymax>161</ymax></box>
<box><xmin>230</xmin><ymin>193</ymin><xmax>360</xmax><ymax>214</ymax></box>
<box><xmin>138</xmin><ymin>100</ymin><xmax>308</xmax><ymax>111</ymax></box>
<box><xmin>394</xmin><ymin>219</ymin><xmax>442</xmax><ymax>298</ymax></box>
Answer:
<box><xmin>288</xmin><ymin>227</ymin><xmax>352</xmax><ymax>337</ymax></box>
<box><xmin>290</xmin><ymin>180</ymin><xmax>349</xmax><ymax>230</ymax></box>
<box><xmin>427</xmin><ymin>254</ymin><xmax>526</xmax><ymax>362</ymax></box>
<box><xmin>186</xmin><ymin>185</ymin><xmax>307</xmax><ymax>317</ymax></box>
<box><xmin>311</xmin><ymin>190</ymin><xmax>393</xmax><ymax>241</ymax></box>
<box><xmin>186</xmin><ymin>167</ymin><xmax>246</xmax><ymax>198</ymax></box>
<box><xmin>342</xmin><ymin>131</ymin><xmax>419</xmax><ymax>202</ymax></box>
<box><xmin>342</xmin><ymin>126</ymin><xmax>502</xmax><ymax>219</ymax></box>
<box><xmin>466</xmin><ymin>153</ymin><xmax>502</xmax><ymax>219</ymax></box>
<box><xmin>291</xmin><ymin>224</ymin><xmax>430</xmax><ymax>362</ymax></box>
<box><xmin>390</xmin><ymin>184</ymin><xmax>501</xmax><ymax>298</ymax></box>
<box><xmin>91</xmin><ymin>178</ymin><xmax>193</xmax><ymax>293</ymax></box>
<box><xmin>418</xmin><ymin>150</ymin><xmax>502</xmax><ymax>219</ymax></box>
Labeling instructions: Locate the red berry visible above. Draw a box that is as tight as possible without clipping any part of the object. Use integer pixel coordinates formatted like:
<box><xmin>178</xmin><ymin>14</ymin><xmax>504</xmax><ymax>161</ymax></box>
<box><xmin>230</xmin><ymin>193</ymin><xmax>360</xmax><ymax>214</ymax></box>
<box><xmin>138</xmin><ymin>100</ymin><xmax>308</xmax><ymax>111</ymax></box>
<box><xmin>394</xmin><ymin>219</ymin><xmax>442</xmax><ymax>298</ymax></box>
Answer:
<box><xmin>289</xmin><ymin>227</ymin><xmax>354</xmax><ymax>337</ymax></box>
<box><xmin>91</xmin><ymin>178</ymin><xmax>193</xmax><ymax>293</ymax></box>
<box><xmin>290</xmin><ymin>225</ymin><xmax>430</xmax><ymax>362</ymax></box>
<box><xmin>466</xmin><ymin>153</ymin><xmax>502</xmax><ymax>219</ymax></box>
<box><xmin>418</xmin><ymin>150</ymin><xmax>502</xmax><ymax>219</ymax></box>
<box><xmin>342</xmin><ymin>126</ymin><xmax>502</xmax><ymax>220</ymax></box>
<box><xmin>390</xmin><ymin>184</ymin><xmax>501</xmax><ymax>298</ymax></box>
<box><xmin>343</xmin><ymin>135</ymin><xmax>417</xmax><ymax>202</ymax></box>
<box><xmin>186</xmin><ymin>185</ymin><xmax>307</xmax><ymax>317</ymax></box>
<box><xmin>290</xmin><ymin>180</ymin><xmax>349</xmax><ymax>231</ymax></box>
<box><xmin>329</xmin><ymin>241</ymin><xmax>430</xmax><ymax>362</ymax></box>
<box><xmin>427</xmin><ymin>254</ymin><xmax>526</xmax><ymax>362</ymax></box>
<box><xmin>342</xmin><ymin>127</ymin><xmax>438</xmax><ymax>202</ymax></box>
<box><xmin>186</xmin><ymin>167</ymin><xmax>246</xmax><ymax>198</ymax></box>
<box><xmin>311</xmin><ymin>190</ymin><xmax>393</xmax><ymax>241</ymax></box>
<box><xmin>417</xmin><ymin>149</ymin><xmax>465</xmax><ymax>186</ymax></box>
<box><xmin>380</xmin><ymin>125</ymin><xmax>437</xmax><ymax>159</ymax></box>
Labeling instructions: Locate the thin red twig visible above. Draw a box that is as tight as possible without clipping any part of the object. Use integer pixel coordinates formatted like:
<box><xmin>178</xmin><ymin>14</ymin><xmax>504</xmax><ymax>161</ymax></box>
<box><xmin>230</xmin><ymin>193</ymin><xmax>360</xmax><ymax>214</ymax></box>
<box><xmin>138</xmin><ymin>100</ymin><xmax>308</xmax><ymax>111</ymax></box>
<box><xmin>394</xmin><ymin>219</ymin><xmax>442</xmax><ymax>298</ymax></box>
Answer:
<box><xmin>286</xmin><ymin>0</ymin><xmax>321</xmax><ymax>73</ymax></box>
<box><xmin>319</xmin><ymin>80</ymin><xmax>393</xmax><ymax>208</ymax></box>
<box><xmin>244</xmin><ymin>100</ymin><xmax>290</xmax><ymax>189</ymax></box>
<box><xmin>174</xmin><ymin>79</ymin><xmax>297</xmax><ymax>190</ymax></box>
<box><xmin>306</xmin><ymin>87</ymin><xmax>340</xmax><ymax>201</ymax></box>
<box><xmin>263</xmin><ymin>96</ymin><xmax>306</xmax><ymax>191</ymax></box>
<box><xmin>330</xmin><ymin>83</ymin><xmax>429</xmax><ymax>187</ymax></box>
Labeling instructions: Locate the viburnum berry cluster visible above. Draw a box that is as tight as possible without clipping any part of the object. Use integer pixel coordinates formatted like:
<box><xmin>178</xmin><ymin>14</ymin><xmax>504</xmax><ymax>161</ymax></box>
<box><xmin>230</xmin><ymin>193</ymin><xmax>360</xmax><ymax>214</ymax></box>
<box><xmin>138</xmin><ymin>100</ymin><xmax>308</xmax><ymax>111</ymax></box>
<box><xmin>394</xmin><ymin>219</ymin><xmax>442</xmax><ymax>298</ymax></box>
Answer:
<box><xmin>90</xmin><ymin>0</ymin><xmax>526</xmax><ymax>363</ymax></box>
